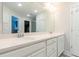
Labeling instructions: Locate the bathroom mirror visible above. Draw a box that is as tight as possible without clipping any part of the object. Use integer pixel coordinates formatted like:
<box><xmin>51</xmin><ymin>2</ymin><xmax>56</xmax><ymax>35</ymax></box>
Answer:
<box><xmin>3</xmin><ymin>2</ymin><xmax>55</xmax><ymax>34</ymax></box>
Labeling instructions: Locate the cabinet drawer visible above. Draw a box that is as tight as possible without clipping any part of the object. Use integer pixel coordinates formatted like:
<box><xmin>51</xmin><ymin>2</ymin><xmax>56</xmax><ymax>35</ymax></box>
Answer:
<box><xmin>0</xmin><ymin>42</ymin><xmax>46</xmax><ymax>57</ymax></box>
<box><xmin>47</xmin><ymin>38</ymin><xmax>57</xmax><ymax>45</ymax></box>
<box><xmin>47</xmin><ymin>43</ymin><xmax>57</xmax><ymax>56</ymax></box>
<box><xmin>28</xmin><ymin>48</ymin><xmax>46</xmax><ymax>57</ymax></box>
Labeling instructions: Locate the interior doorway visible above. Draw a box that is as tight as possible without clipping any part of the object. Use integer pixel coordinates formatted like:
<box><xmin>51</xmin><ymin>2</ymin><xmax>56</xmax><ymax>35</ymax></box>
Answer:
<box><xmin>24</xmin><ymin>21</ymin><xmax>30</xmax><ymax>33</ymax></box>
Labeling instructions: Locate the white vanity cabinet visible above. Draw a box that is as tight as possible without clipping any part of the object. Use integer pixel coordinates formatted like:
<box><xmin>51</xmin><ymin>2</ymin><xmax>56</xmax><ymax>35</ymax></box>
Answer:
<box><xmin>57</xmin><ymin>35</ymin><xmax>64</xmax><ymax>56</ymax></box>
<box><xmin>47</xmin><ymin>38</ymin><xmax>57</xmax><ymax>57</ymax></box>
<box><xmin>0</xmin><ymin>34</ymin><xmax>64</xmax><ymax>57</ymax></box>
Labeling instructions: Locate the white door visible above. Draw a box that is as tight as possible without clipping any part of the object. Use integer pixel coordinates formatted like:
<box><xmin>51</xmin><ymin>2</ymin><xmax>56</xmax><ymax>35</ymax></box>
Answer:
<box><xmin>70</xmin><ymin>6</ymin><xmax>79</xmax><ymax>56</ymax></box>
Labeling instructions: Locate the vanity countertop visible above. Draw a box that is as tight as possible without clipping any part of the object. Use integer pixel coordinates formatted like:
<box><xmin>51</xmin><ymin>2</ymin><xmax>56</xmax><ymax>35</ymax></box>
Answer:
<box><xmin>0</xmin><ymin>32</ymin><xmax>64</xmax><ymax>54</ymax></box>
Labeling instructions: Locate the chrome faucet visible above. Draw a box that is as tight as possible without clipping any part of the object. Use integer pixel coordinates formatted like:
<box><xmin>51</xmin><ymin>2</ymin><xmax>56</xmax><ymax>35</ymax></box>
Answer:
<box><xmin>17</xmin><ymin>33</ymin><xmax>24</xmax><ymax>38</ymax></box>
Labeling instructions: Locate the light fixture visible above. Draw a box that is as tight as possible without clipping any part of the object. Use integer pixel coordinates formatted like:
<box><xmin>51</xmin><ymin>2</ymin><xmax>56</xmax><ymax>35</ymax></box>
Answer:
<box><xmin>44</xmin><ymin>3</ymin><xmax>53</xmax><ymax>7</ymax></box>
<box><xmin>44</xmin><ymin>3</ymin><xmax>56</xmax><ymax>12</ymax></box>
<box><xmin>34</xmin><ymin>10</ymin><xmax>38</xmax><ymax>13</ymax></box>
<box><xmin>18</xmin><ymin>3</ymin><xmax>22</xmax><ymax>6</ymax></box>
<box><xmin>27</xmin><ymin>14</ymin><xmax>30</xmax><ymax>17</ymax></box>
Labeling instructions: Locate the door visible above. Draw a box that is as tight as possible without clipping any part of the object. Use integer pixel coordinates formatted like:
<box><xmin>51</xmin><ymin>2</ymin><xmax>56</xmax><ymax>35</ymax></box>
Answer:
<box><xmin>24</xmin><ymin>21</ymin><xmax>30</xmax><ymax>32</ymax></box>
<box><xmin>71</xmin><ymin>6</ymin><xmax>79</xmax><ymax>56</ymax></box>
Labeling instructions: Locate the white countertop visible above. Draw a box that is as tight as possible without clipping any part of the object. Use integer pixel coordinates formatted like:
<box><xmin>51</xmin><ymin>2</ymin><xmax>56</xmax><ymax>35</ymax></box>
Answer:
<box><xmin>0</xmin><ymin>32</ymin><xmax>64</xmax><ymax>54</ymax></box>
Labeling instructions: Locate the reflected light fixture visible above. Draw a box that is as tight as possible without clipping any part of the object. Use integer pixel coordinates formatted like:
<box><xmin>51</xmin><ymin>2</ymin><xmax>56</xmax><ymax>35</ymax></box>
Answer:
<box><xmin>44</xmin><ymin>3</ymin><xmax>56</xmax><ymax>12</ymax></box>
<box><xmin>18</xmin><ymin>3</ymin><xmax>22</xmax><ymax>6</ymax></box>
<box><xmin>27</xmin><ymin>14</ymin><xmax>30</xmax><ymax>17</ymax></box>
<box><xmin>34</xmin><ymin>10</ymin><xmax>38</xmax><ymax>13</ymax></box>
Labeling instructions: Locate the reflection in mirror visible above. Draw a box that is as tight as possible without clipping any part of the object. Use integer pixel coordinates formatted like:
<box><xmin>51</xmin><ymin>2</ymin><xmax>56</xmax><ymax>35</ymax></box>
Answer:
<box><xmin>24</xmin><ymin>20</ymin><xmax>30</xmax><ymax>32</ymax></box>
<box><xmin>3</xmin><ymin>2</ymin><xmax>55</xmax><ymax>34</ymax></box>
<box><xmin>11</xmin><ymin>16</ymin><xmax>19</xmax><ymax>33</ymax></box>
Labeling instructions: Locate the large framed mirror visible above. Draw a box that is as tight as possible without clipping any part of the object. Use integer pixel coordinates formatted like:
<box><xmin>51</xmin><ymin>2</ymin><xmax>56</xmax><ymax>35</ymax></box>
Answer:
<box><xmin>2</xmin><ymin>2</ymin><xmax>55</xmax><ymax>34</ymax></box>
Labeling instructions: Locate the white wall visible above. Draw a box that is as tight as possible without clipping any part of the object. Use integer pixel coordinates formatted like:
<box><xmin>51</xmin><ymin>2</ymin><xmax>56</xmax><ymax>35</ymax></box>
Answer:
<box><xmin>54</xmin><ymin>3</ymin><xmax>67</xmax><ymax>33</ymax></box>
<box><xmin>0</xmin><ymin>3</ymin><xmax>2</xmax><ymax>33</ymax></box>
<box><xmin>3</xmin><ymin>5</ymin><xmax>26</xmax><ymax>34</ymax></box>
<box><xmin>54</xmin><ymin>3</ymin><xmax>71</xmax><ymax>55</ymax></box>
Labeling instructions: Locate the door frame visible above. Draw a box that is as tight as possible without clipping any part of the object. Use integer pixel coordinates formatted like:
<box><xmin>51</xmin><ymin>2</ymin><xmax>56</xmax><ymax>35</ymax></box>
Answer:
<box><xmin>24</xmin><ymin>20</ymin><xmax>31</xmax><ymax>33</ymax></box>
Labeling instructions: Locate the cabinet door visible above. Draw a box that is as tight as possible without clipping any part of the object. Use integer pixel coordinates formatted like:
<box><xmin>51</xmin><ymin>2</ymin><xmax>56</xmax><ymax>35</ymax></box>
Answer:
<box><xmin>57</xmin><ymin>35</ymin><xmax>64</xmax><ymax>56</ymax></box>
<box><xmin>47</xmin><ymin>38</ymin><xmax>57</xmax><ymax>57</ymax></box>
<box><xmin>47</xmin><ymin>43</ymin><xmax>57</xmax><ymax>57</ymax></box>
<box><xmin>28</xmin><ymin>48</ymin><xmax>46</xmax><ymax>57</ymax></box>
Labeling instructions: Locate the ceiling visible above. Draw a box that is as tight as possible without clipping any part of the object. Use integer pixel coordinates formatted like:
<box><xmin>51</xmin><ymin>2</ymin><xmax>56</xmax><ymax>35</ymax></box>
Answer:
<box><xmin>3</xmin><ymin>2</ymin><xmax>47</xmax><ymax>17</ymax></box>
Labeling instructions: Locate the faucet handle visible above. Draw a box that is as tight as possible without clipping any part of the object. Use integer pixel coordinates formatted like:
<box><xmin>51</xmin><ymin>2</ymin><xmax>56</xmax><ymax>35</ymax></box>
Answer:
<box><xmin>17</xmin><ymin>33</ymin><xmax>24</xmax><ymax>38</ymax></box>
